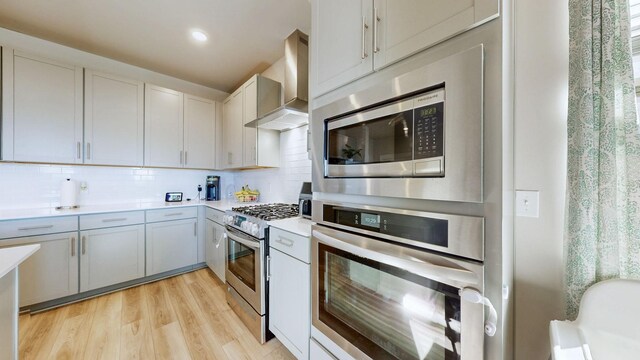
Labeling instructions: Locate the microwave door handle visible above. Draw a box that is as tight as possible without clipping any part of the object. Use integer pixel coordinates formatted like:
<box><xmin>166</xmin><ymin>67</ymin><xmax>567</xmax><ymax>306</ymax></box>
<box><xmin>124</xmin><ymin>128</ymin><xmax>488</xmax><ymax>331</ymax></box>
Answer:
<box><xmin>312</xmin><ymin>229</ymin><xmax>477</xmax><ymax>285</ymax></box>
<box><xmin>225</xmin><ymin>230</ymin><xmax>260</xmax><ymax>250</ymax></box>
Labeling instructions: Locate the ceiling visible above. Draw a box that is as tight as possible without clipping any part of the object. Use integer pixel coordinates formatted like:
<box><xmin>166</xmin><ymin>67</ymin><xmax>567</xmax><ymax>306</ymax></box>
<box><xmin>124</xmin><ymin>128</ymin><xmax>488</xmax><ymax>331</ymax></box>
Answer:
<box><xmin>0</xmin><ymin>0</ymin><xmax>311</xmax><ymax>92</ymax></box>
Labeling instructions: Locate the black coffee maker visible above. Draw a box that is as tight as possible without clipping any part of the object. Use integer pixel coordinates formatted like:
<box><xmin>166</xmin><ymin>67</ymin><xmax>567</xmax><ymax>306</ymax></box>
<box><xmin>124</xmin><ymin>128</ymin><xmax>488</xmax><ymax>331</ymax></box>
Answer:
<box><xmin>206</xmin><ymin>176</ymin><xmax>220</xmax><ymax>201</ymax></box>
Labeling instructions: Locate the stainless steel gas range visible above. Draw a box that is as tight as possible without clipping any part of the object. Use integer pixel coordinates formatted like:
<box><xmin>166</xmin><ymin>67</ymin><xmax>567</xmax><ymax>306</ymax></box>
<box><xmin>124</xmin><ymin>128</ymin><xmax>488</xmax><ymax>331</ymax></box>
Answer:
<box><xmin>222</xmin><ymin>203</ymin><xmax>300</xmax><ymax>344</ymax></box>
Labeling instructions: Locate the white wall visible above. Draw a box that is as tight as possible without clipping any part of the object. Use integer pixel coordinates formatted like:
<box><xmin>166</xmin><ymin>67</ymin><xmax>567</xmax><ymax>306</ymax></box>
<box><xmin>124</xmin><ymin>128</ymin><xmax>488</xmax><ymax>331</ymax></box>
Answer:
<box><xmin>0</xmin><ymin>163</ymin><xmax>232</xmax><ymax>209</ymax></box>
<box><xmin>514</xmin><ymin>0</ymin><xmax>568</xmax><ymax>358</ymax></box>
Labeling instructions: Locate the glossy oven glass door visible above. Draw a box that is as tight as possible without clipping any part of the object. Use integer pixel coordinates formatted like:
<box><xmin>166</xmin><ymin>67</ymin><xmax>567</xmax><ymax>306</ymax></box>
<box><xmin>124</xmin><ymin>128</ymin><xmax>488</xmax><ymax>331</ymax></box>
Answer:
<box><xmin>225</xmin><ymin>227</ymin><xmax>264</xmax><ymax>314</ymax></box>
<box><xmin>312</xmin><ymin>225</ymin><xmax>485</xmax><ymax>360</ymax></box>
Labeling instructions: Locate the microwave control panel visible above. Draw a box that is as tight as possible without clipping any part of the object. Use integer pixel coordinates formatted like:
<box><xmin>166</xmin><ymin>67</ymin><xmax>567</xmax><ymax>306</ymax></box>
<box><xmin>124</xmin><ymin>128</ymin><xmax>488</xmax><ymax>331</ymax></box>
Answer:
<box><xmin>414</xmin><ymin>101</ymin><xmax>444</xmax><ymax>159</ymax></box>
<box><xmin>413</xmin><ymin>90</ymin><xmax>445</xmax><ymax>160</ymax></box>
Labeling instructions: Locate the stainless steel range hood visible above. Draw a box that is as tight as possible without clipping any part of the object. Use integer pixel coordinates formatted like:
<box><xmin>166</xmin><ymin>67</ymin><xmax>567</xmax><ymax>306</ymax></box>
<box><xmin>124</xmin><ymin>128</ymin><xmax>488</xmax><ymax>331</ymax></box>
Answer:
<box><xmin>246</xmin><ymin>30</ymin><xmax>309</xmax><ymax>131</ymax></box>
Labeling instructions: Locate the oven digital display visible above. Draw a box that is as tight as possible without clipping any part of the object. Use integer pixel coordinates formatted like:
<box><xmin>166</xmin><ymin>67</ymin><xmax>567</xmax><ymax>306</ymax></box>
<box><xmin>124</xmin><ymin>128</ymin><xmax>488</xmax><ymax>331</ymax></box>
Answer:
<box><xmin>360</xmin><ymin>213</ymin><xmax>380</xmax><ymax>229</ymax></box>
<box><xmin>328</xmin><ymin>206</ymin><xmax>448</xmax><ymax>248</ymax></box>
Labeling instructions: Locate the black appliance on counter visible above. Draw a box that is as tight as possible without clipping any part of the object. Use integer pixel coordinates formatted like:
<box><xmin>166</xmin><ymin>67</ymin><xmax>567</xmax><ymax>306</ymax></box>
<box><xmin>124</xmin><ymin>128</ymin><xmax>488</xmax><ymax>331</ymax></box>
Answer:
<box><xmin>206</xmin><ymin>176</ymin><xmax>220</xmax><ymax>201</ymax></box>
<box><xmin>299</xmin><ymin>182</ymin><xmax>312</xmax><ymax>219</ymax></box>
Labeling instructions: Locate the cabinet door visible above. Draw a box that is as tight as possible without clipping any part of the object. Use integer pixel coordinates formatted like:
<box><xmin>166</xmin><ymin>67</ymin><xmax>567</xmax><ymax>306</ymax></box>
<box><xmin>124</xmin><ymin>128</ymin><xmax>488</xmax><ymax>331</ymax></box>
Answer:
<box><xmin>144</xmin><ymin>84</ymin><xmax>184</xmax><ymax>168</ymax></box>
<box><xmin>5</xmin><ymin>51</ymin><xmax>83</xmax><ymax>163</ymax></box>
<box><xmin>79</xmin><ymin>225</ymin><xmax>145</xmax><ymax>292</ymax></box>
<box><xmin>222</xmin><ymin>90</ymin><xmax>243</xmax><ymax>169</ymax></box>
<box><xmin>243</xmin><ymin>78</ymin><xmax>258</xmax><ymax>167</ymax></box>
<box><xmin>146</xmin><ymin>219</ymin><xmax>197</xmax><ymax>276</ymax></box>
<box><xmin>0</xmin><ymin>232</ymin><xmax>79</xmax><ymax>307</ymax></box>
<box><xmin>269</xmin><ymin>248</ymin><xmax>310</xmax><ymax>359</ymax></box>
<box><xmin>184</xmin><ymin>95</ymin><xmax>216</xmax><ymax>169</ymax></box>
<box><xmin>311</xmin><ymin>0</ymin><xmax>373</xmax><ymax>96</ymax></box>
<box><xmin>374</xmin><ymin>0</ymin><xmax>498</xmax><ymax>69</ymax></box>
<box><xmin>212</xmin><ymin>222</ymin><xmax>226</xmax><ymax>282</ymax></box>
<box><xmin>84</xmin><ymin>70</ymin><xmax>144</xmax><ymax>166</ymax></box>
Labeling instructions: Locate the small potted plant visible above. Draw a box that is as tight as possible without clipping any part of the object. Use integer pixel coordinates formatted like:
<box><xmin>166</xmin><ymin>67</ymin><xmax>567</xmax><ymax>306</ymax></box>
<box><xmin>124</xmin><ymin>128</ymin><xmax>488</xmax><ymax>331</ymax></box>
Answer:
<box><xmin>341</xmin><ymin>144</ymin><xmax>362</xmax><ymax>164</ymax></box>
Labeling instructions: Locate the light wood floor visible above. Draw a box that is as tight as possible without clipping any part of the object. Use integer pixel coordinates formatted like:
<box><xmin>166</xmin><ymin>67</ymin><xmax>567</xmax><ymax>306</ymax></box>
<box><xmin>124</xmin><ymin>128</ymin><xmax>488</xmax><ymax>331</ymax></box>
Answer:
<box><xmin>18</xmin><ymin>269</ymin><xmax>295</xmax><ymax>360</ymax></box>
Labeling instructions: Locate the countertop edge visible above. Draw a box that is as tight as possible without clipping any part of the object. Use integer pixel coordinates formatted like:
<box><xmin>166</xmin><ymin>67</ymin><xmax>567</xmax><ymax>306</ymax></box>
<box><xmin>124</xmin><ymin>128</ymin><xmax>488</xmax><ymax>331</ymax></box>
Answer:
<box><xmin>0</xmin><ymin>244</ymin><xmax>40</xmax><ymax>278</ymax></box>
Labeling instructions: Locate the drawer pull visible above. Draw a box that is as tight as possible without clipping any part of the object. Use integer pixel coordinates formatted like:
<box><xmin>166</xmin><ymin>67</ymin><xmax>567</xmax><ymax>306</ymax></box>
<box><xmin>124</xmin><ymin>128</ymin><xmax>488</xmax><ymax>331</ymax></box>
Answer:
<box><xmin>17</xmin><ymin>225</ymin><xmax>54</xmax><ymax>231</ymax></box>
<box><xmin>164</xmin><ymin>212</ymin><xmax>183</xmax><ymax>217</ymax></box>
<box><xmin>102</xmin><ymin>217</ymin><xmax>127</xmax><ymax>223</ymax></box>
<box><xmin>276</xmin><ymin>237</ymin><xmax>295</xmax><ymax>247</ymax></box>
<box><xmin>71</xmin><ymin>237</ymin><xmax>76</xmax><ymax>257</ymax></box>
<box><xmin>82</xmin><ymin>236</ymin><xmax>86</xmax><ymax>255</ymax></box>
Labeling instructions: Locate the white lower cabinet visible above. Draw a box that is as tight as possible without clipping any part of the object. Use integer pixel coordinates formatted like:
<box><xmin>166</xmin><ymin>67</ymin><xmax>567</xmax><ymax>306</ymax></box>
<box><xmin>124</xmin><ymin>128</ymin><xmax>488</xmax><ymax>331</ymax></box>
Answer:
<box><xmin>0</xmin><ymin>232</ymin><xmax>79</xmax><ymax>307</ymax></box>
<box><xmin>310</xmin><ymin>339</ymin><xmax>337</xmax><ymax>360</ymax></box>
<box><xmin>146</xmin><ymin>218</ymin><xmax>198</xmax><ymax>276</ymax></box>
<box><xmin>269</xmin><ymin>227</ymin><xmax>310</xmax><ymax>359</ymax></box>
<box><xmin>205</xmin><ymin>218</ymin><xmax>226</xmax><ymax>282</ymax></box>
<box><xmin>79</xmin><ymin>224</ymin><xmax>145</xmax><ymax>292</ymax></box>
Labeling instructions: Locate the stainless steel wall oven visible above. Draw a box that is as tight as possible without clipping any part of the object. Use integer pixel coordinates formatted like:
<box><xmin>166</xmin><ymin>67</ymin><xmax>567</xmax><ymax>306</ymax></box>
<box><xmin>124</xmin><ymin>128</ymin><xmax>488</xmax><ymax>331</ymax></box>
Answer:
<box><xmin>311</xmin><ymin>201</ymin><xmax>496</xmax><ymax>360</ymax></box>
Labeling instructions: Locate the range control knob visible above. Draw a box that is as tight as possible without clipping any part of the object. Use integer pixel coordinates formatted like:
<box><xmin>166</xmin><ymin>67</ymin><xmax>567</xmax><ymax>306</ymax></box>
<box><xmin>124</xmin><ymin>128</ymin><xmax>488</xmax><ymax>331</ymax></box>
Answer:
<box><xmin>250</xmin><ymin>223</ymin><xmax>260</xmax><ymax>237</ymax></box>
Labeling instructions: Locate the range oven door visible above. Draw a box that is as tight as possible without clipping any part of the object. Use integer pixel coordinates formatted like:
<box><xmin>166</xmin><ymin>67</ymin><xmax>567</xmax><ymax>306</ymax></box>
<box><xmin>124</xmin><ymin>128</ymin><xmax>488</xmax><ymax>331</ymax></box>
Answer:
<box><xmin>311</xmin><ymin>225</ymin><xmax>486</xmax><ymax>360</ymax></box>
<box><xmin>225</xmin><ymin>226</ymin><xmax>265</xmax><ymax>314</ymax></box>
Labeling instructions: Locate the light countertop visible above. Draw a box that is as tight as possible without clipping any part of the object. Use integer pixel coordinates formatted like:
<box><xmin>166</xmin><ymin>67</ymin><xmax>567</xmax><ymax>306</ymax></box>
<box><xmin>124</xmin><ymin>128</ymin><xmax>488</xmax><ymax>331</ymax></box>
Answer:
<box><xmin>269</xmin><ymin>217</ymin><xmax>314</xmax><ymax>238</ymax></box>
<box><xmin>0</xmin><ymin>244</ymin><xmax>40</xmax><ymax>278</ymax></box>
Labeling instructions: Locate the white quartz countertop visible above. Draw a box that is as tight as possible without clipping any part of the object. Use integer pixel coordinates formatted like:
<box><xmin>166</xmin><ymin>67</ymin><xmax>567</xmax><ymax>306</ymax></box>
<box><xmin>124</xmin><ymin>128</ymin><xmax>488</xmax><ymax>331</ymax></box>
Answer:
<box><xmin>0</xmin><ymin>199</ymin><xmax>244</xmax><ymax>221</ymax></box>
<box><xmin>0</xmin><ymin>244</ymin><xmax>40</xmax><ymax>278</ymax></box>
<box><xmin>268</xmin><ymin>217</ymin><xmax>314</xmax><ymax>237</ymax></box>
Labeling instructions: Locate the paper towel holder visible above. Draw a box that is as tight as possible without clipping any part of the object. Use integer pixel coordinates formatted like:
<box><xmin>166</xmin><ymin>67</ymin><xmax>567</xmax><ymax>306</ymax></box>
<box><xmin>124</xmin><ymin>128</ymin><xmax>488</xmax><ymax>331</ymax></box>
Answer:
<box><xmin>55</xmin><ymin>178</ymin><xmax>80</xmax><ymax>210</ymax></box>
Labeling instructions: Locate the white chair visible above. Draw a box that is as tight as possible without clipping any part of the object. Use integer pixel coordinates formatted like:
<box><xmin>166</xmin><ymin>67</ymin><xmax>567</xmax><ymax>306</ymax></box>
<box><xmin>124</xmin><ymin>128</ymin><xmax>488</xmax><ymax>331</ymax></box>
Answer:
<box><xmin>549</xmin><ymin>279</ymin><xmax>640</xmax><ymax>360</ymax></box>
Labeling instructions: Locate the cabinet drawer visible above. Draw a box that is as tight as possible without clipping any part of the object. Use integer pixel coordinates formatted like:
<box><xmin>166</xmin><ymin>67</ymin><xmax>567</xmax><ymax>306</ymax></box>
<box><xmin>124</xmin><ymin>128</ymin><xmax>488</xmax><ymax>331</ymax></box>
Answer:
<box><xmin>205</xmin><ymin>207</ymin><xmax>224</xmax><ymax>224</ymax></box>
<box><xmin>80</xmin><ymin>211</ymin><xmax>145</xmax><ymax>230</ymax></box>
<box><xmin>146</xmin><ymin>207</ymin><xmax>197</xmax><ymax>223</ymax></box>
<box><xmin>0</xmin><ymin>216</ymin><xmax>78</xmax><ymax>239</ymax></box>
<box><xmin>269</xmin><ymin>227</ymin><xmax>310</xmax><ymax>264</ymax></box>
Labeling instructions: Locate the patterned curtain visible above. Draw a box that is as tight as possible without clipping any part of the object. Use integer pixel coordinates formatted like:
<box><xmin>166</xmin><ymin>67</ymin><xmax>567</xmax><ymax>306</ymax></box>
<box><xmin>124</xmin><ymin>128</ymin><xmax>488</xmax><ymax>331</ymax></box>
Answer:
<box><xmin>566</xmin><ymin>0</ymin><xmax>640</xmax><ymax>319</ymax></box>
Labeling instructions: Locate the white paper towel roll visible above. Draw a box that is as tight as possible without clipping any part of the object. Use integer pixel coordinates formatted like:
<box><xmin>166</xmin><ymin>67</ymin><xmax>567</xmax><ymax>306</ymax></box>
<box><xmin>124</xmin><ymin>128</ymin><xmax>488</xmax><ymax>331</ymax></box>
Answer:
<box><xmin>60</xmin><ymin>178</ymin><xmax>78</xmax><ymax>208</ymax></box>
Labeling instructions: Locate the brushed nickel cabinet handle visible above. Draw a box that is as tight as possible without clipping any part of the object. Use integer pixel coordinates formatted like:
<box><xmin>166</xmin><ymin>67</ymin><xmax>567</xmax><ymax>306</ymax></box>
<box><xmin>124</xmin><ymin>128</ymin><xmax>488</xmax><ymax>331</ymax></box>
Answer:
<box><xmin>102</xmin><ymin>218</ymin><xmax>127</xmax><ymax>223</ymax></box>
<box><xmin>77</xmin><ymin>142</ymin><xmax>81</xmax><ymax>159</ymax></box>
<box><xmin>164</xmin><ymin>212</ymin><xmax>183</xmax><ymax>217</ymax></box>
<box><xmin>194</xmin><ymin>222</ymin><xmax>197</xmax><ymax>236</ymax></box>
<box><xmin>374</xmin><ymin>7</ymin><xmax>380</xmax><ymax>53</ymax></box>
<box><xmin>184</xmin><ymin>151</ymin><xmax>188</xmax><ymax>165</ymax></box>
<box><xmin>17</xmin><ymin>225</ymin><xmax>53</xmax><ymax>231</ymax></box>
<box><xmin>82</xmin><ymin>236</ymin><xmax>86</xmax><ymax>255</ymax></box>
<box><xmin>86</xmin><ymin>142</ymin><xmax>91</xmax><ymax>160</ymax></box>
<box><xmin>71</xmin><ymin>237</ymin><xmax>76</xmax><ymax>257</ymax></box>
<box><xmin>180</xmin><ymin>150</ymin><xmax>184</xmax><ymax>165</ymax></box>
<box><xmin>276</xmin><ymin>237</ymin><xmax>295</xmax><ymax>247</ymax></box>
<box><xmin>361</xmin><ymin>16</ymin><xmax>369</xmax><ymax>59</ymax></box>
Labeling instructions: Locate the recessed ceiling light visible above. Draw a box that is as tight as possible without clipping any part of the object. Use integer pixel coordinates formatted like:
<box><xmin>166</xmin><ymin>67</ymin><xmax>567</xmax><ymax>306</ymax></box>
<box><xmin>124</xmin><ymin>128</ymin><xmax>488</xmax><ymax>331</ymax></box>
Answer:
<box><xmin>191</xmin><ymin>30</ymin><xmax>208</xmax><ymax>42</ymax></box>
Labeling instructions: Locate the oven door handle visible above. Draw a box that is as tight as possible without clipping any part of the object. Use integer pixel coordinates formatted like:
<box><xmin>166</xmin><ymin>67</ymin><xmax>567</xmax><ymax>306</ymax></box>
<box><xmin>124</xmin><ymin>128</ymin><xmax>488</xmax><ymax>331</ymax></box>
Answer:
<box><xmin>225</xmin><ymin>229</ymin><xmax>260</xmax><ymax>250</ymax></box>
<box><xmin>313</xmin><ymin>229</ymin><xmax>478</xmax><ymax>286</ymax></box>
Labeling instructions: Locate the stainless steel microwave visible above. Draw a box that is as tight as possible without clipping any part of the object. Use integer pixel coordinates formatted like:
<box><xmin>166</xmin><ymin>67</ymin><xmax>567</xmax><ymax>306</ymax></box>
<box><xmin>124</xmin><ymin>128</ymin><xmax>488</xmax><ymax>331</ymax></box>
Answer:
<box><xmin>312</xmin><ymin>45</ymin><xmax>484</xmax><ymax>203</ymax></box>
<box><xmin>326</xmin><ymin>88</ymin><xmax>445</xmax><ymax>178</ymax></box>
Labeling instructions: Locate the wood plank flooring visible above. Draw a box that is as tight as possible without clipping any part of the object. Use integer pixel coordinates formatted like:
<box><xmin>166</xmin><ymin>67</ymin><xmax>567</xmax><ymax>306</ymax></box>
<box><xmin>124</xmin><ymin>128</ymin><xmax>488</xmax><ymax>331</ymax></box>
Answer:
<box><xmin>18</xmin><ymin>269</ymin><xmax>295</xmax><ymax>360</ymax></box>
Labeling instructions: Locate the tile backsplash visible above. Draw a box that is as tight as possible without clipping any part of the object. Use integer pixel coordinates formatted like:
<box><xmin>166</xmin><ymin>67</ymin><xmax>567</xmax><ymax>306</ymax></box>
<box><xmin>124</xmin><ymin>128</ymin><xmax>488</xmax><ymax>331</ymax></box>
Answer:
<box><xmin>0</xmin><ymin>126</ymin><xmax>312</xmax><ymax>210</ymax></box>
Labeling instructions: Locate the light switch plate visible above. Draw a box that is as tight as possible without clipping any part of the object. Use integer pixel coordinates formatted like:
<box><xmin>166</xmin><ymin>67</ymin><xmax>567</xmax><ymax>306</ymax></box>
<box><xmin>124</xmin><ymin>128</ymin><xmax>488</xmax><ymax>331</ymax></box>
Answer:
<box><xmin>516</xmin><ymin>190</ymin><xmax>539</xmax><ymax>218</ymax></box>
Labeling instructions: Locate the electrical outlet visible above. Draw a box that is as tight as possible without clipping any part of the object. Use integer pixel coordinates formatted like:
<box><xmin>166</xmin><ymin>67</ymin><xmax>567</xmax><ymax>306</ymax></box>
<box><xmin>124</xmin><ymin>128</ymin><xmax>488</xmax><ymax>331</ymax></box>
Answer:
<box><xmin>80</xmin><ymin>182</ymin><xmax>88</xmax><ymax>192</ymax></box>
<box><xmin>516</xmin><ymin>190</ymin><xmax>539</xmax><ymax>218</ymax></box>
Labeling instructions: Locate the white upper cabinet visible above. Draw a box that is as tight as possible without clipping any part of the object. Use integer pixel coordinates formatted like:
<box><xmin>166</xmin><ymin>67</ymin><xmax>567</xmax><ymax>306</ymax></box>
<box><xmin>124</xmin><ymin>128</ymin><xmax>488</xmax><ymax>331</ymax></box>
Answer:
<box><xmin>184</xmin><ymin>94</ymin><xmax>216</xmax><ymax>169</ymax></box>
<box><xmin>222</xmin><ymin>74</ymin><xmax>280</xmax><ymax>169</ymax></box>
<box><xmin>84</xmin><ymin>70</ymin><xmax>144</xmax><ymax>166</ymax></box>
<box><xmin>2</xmin><ymin>49</ymin><xmax>83</xmax><ymax>163</ymax></box>
<box><xmin>311</xmin><ymin>0</ymin><xmax>373</xmax><ymax>97</ymax></box>
<box><xmin>222</xmin><ymin>89</ymin><xmax>244</xmax><ymax>169</ymax></box>
<box><xmin>144</xmin><ymin>84</ymin><xmax>185</xmax><ymax>168</ymax></box>
<box><xmin>311</xmin><ymin>0</ymin><xmax>499</xmax><ymax>96</ymax></box>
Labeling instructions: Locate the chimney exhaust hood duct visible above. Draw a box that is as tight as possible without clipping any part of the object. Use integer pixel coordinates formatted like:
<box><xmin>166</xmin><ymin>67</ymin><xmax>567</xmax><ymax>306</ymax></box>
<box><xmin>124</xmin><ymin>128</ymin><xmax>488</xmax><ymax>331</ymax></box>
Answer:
<box><xmin>246</xmin><ymin>30</ymin><xmax>309</xmax><ymax>131</ymax></box>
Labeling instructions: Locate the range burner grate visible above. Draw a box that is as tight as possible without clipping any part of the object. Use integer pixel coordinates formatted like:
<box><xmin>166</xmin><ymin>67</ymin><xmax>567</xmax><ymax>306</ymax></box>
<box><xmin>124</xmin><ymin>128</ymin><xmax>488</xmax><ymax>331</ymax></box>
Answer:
<box><xmin>231</xmin><ymin>203</ymin><xmax>300</xmax><ymax>221</ymax></box>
